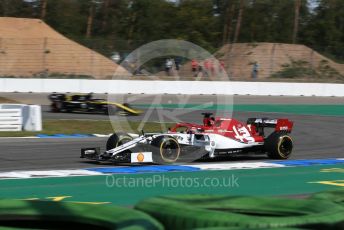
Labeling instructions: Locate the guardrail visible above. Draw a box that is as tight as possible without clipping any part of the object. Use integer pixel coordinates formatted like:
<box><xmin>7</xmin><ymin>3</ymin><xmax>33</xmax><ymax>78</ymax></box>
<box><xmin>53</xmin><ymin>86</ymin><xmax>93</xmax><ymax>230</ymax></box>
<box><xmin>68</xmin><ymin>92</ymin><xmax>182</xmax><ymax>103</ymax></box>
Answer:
<box><xmin>0</xmin><ymin>78</ymin><xmax>343</xmax><ymax>97</ymax></box>
<box><xmin>0</xmin><ymin>109</ymin><xmax>22</xmax><ymax>131</ymax></box>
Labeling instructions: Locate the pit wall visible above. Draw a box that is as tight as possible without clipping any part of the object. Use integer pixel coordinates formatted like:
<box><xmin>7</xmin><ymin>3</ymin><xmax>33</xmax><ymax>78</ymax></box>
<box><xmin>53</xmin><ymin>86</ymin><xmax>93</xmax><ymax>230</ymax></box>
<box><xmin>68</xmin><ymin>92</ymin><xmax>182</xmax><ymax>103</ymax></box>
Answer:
<box><xmin>0</xmin><ymin>78</ymin><xmax>343</xmax><ymax>97</ymax></box>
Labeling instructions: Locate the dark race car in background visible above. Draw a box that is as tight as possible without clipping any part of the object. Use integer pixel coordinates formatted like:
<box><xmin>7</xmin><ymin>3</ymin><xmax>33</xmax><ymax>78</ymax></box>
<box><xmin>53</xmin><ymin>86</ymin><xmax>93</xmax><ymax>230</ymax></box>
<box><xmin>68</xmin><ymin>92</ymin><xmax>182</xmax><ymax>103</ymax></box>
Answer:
<box><xmin>48</xmin><ymin>93</ymin><xmax>142</xmax><ymax>116</ymax></box>
<box><xmin>81</xmin><ymin>113</ymin><xmax>294</xmax><ymax>164</ymax></box>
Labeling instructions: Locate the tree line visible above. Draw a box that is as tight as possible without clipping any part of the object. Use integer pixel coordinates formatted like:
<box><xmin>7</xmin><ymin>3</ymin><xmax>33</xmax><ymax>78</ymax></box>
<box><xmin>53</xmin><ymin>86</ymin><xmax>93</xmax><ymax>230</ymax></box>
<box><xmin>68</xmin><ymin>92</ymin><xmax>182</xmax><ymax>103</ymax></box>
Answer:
<box><xmin>0</xmin><ymin>0</ymin><xmax>343</xmax><ymax>61</ymax></box>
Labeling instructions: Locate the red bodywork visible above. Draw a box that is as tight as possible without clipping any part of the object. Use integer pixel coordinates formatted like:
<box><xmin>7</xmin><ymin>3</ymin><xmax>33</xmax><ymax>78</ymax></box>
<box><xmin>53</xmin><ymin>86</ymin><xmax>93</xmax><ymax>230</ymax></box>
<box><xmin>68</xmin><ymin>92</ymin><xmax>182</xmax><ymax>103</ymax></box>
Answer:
<box><xmin>170</xmin><ymin>116</ymin><xmax>293</xmax><ymax>144</ymax></box>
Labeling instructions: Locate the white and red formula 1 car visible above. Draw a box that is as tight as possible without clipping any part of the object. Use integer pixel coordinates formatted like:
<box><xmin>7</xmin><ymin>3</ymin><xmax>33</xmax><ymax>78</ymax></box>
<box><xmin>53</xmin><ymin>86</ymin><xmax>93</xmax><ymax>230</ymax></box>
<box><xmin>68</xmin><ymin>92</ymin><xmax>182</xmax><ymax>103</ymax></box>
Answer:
<box><xmin>81</xmin><ymin>113</ymin><xmax>294</xmax><ymax>164</ymax></box>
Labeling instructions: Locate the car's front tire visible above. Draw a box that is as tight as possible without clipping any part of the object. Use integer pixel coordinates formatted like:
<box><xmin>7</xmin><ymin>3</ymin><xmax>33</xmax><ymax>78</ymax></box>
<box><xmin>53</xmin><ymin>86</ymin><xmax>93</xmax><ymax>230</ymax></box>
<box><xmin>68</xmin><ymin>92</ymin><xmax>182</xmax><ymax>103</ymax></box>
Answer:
<box><xmin>151</xmin><ymin>136</ymin><xmax>180</xmax><ymax>164</ymax></box>
<box><xmin>106</xmin><ymin>132</ymin><xmax>133</xmax><ymax>151</ymax></box>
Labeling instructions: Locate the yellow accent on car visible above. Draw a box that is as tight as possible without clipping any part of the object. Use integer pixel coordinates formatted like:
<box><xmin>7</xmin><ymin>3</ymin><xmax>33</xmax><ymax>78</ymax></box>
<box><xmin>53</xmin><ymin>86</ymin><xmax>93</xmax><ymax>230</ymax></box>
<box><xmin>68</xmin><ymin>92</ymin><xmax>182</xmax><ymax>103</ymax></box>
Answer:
<box><xmin>94</xmin><ymin>101</ymin><xmax>142</xmax><ymax>115</ymax></box>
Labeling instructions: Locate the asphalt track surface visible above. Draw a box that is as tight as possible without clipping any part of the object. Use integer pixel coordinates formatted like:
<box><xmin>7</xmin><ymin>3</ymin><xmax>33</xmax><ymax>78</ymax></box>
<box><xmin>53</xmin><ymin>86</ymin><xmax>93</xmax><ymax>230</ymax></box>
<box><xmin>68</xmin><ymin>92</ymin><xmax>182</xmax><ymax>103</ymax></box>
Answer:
<box><xmin>0</xmin><ymin>93</ymin><xmax>343</xmax><ymax>172</ymax></box>
<box><xmin>0</xmin><ymin>111</ymin><xmax>343</xmax><ymax>171</ymax></box>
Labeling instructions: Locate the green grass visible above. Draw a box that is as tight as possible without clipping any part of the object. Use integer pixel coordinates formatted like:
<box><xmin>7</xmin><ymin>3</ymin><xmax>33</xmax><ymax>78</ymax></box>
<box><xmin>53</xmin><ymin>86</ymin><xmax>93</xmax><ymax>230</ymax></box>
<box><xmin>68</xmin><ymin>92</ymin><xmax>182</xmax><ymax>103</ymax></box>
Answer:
<box><xmin>0</xmin><ymin>119</ymin><xmax>170</xmax><ymax>137</ymax></box>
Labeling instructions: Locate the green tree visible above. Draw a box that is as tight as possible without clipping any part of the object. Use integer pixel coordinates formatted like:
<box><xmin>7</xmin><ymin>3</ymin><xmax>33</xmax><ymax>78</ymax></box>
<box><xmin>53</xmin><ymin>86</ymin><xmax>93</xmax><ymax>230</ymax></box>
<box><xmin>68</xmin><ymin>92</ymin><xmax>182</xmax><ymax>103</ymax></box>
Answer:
<box><xmin>172</xmin><ymin>0</ymin><xmax>221</xmax><ymax>51</ymax></box>
<box><xmin>44</xmin><ymin>0</ymin><xmax>86</xmax><ymax>37</ymax></box>
<box><xmin>120</xmin><ymin>0</ymin><xmax>177</xmax><ymax>47</ymax></box>
<box><xmin>301</xmin><ymin>0</ymin><xmax>344</xmax><ymax>60</ymax></box>
<box><xmin>0</xmin><ymin>0</ymin><xmax>39</xmax><ymax>17</ymax></box>
<box><xmin>4</xmin><ymin>0</ymin><xmax>344</xmax><ymax>62</ymax></box>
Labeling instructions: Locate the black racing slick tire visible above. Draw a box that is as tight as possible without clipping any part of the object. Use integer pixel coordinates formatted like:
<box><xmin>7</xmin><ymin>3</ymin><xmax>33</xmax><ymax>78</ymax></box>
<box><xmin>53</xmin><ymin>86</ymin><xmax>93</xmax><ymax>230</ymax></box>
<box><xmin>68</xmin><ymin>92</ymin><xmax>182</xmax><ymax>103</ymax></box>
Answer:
<box><xmin>51</xmin><ymin>102</ymin><xmax>62</xmax><ymax>112</ymax></box>
<box><xmin>106</xmin><ymin>132</ymin><xmax>133</xmax><ymax>151</ymax></box>
<box><xmin>265</xmin><ymin>132</ymin><xmax>293</xmax><ymax>159</ymax></box>
<box><xmin>151</xmin><ymin>136</ymin><xmax>180</xmax><ymax>164</ymax></box>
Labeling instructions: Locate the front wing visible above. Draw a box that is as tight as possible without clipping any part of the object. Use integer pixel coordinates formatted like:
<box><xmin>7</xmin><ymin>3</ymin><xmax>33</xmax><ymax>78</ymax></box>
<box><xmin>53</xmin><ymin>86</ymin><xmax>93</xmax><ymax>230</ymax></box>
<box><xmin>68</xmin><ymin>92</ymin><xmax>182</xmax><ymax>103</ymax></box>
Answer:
<box><xmin>81</xmin><ymin>147</ymin><xmax>153</xmax><ymax>163</ymax></box>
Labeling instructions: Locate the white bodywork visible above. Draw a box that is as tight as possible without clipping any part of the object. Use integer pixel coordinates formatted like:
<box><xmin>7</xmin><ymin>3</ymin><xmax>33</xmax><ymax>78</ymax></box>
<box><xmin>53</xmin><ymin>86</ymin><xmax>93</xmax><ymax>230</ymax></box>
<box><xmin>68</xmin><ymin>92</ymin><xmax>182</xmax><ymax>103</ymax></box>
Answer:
<box><xmin>105</xmin><ymin>132</ymin><xmax>263</xmax><ymax>159</ymax></box>
<box><xmin>208</xmin><ymin>133</ymin><xmax>263</xmax><ymax>149</ymax></box>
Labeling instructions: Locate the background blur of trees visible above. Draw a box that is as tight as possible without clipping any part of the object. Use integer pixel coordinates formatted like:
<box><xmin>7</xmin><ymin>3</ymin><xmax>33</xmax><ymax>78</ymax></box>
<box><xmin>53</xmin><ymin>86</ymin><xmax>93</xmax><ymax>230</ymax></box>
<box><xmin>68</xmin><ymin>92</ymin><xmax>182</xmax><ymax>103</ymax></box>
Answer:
<box><xmin>0</xmin><ymin>0</ymin><xmax>343</xmax><ymax>62</ymax></box>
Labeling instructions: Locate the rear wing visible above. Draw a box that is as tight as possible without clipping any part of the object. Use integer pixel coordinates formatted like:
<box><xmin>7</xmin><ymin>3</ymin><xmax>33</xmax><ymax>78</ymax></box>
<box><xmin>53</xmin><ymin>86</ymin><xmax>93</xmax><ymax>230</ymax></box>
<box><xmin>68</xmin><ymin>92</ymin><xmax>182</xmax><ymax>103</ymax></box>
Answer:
<box><xmin>247</xmin><ymin>118</ymin><xmax>293</xmax><ymax>134</ymax></box>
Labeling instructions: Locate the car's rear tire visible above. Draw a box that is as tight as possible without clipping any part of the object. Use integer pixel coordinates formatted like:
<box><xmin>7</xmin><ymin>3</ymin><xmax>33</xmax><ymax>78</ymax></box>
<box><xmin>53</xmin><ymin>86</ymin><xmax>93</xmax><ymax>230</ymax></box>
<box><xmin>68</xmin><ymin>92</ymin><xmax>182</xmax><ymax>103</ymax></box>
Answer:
<box><xmin>151</xmin><ymin>136</ymin><xmax>180</xmax><ymax>164</ymax></box>
<box><xmin>265</xmin><ymin>132</ymin><xmax>293</xmax><ymax>159</ymax></box>
<box><xmin>106</xmin><ymin>132</ymin><xmax>133</xmax><ymax>151</ymax></box>
<box><xmin>51</xmin><ymin>102</ymin><xmax>62</xmax><ymax>112</ymax></box>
